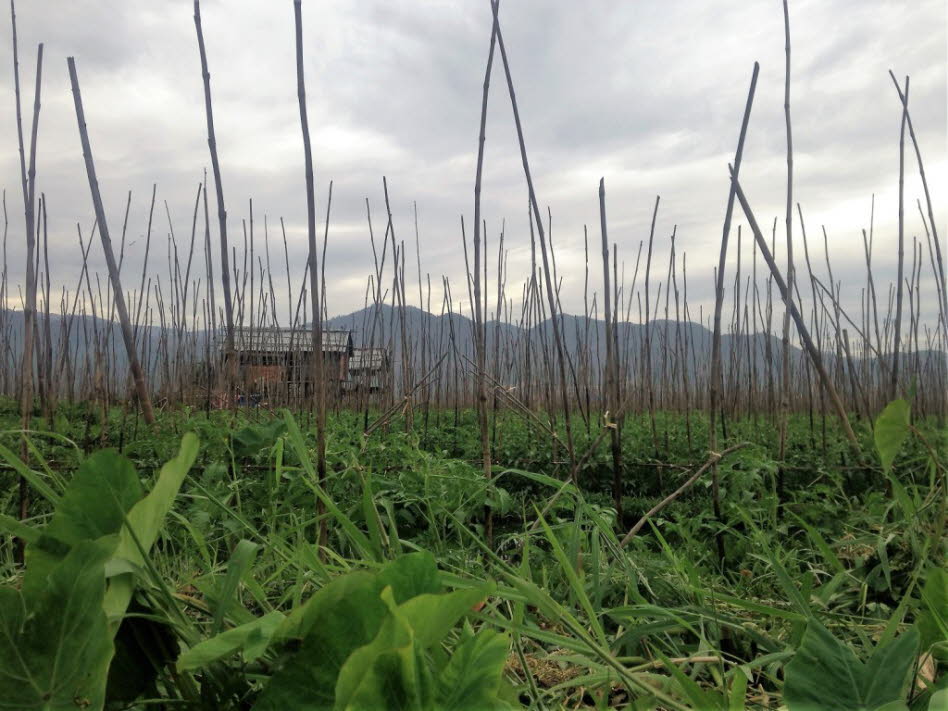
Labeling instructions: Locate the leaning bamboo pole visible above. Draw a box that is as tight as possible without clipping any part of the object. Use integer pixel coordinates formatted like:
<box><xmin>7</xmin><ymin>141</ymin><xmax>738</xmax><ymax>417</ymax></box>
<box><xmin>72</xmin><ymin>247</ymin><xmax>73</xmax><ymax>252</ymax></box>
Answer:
<box><xmin>890</xmin><ymin>75</ymin><xmax>908</xmax><ymax>399</ymax></box>
<box><xmin>708</xmin><ymin>61</ymin><xmax>758</xmax><ymax>565</ymax></box>
<box><xmin>489</xmin><ymin>0</ymin><xmax>576</xmax><ymax>470</ymax></box>
<box><xmin>732</xmin><ymin>172</ymin><xmax>860</xmax><ymax>457</ymax></box>
<box><xmin>194</xmin><ymin>0</ymin><xmax>236</xmax><ymax>391</ymax></box>
<box><xmin>67</xmin><ymin>57</ymin><xmax>155</xmax><ymax>425</ymax></box>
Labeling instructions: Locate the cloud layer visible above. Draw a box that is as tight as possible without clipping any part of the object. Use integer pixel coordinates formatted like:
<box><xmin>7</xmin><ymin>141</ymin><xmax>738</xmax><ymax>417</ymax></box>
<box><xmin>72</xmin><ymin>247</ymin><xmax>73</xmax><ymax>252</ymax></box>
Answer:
<box><xmin>1</xmin><ymin>0</ymin><xmax>945</xmax><ymax>329</ymax></box>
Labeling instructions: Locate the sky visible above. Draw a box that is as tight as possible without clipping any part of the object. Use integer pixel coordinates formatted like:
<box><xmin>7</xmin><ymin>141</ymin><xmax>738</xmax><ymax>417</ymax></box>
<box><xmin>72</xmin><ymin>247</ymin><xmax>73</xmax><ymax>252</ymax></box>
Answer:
<box><xmin>0</xmin><ymin>0</ymin><xmax>945</xmax><ymax>332</ymax></box>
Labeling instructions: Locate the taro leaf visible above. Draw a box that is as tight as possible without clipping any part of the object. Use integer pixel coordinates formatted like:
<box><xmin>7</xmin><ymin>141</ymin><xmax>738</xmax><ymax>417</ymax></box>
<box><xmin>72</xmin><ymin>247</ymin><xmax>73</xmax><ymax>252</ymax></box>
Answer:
<box><xmin>0</xmin><ymin>539</ymin><xmax>115</xmax><ymax>711</ymax></box>
<box><xmin>864</xmin><ymin>626</ymin><xmax>921</xmax><ymax>704</ymax></box>
<box><xmin>256</xmin><ymin>553</ymin><xmax>445</xmax><ymax>711</ymax></box>
<box><xmin>103</xmin><ymin>432</ymin><xmax>199</xmax><ymax>631</ymax></box>
<box><xmin>784</xmin><ymin>620</ymin><xmax>919</xmax><ymax>711</ymax></box>
<box><xmin>927</xmin><ymin>688</ymin><xmax>948</xmax><ymax>711</ymax></box>
<box><xmin>255</xmin><ymin>572</ymin><xmax>388</xmax><ymax>711</ymax></box>
<box><xmin>397</xmin><ymin>583</ymin><xmax>494</xmax><ymax>649</ymax></box>
<box><xmin>23</xmin><ymin>450</ymin><xmax>141</xmax><ymax>599</ymax></box>
<box><xmin>45</xmin><ymin>450</ymin><xmax>142</xmax><ymax>544</ymax></box>
<box><xmin>177</xmin><ymin>611</ymin><xmax>284</xmax><ymax>671</ymax></box>
<box><xmin>334</xmin><ymin>587</ymin><xmax>432</xmax><ymax>711</ymax></box>
<box><xmin>377</xmin><ymin>550</ymin><xmax>441</xmax><ymax>604</ymax></box>
<box><xmin>435</xmin><ymin>629</ymin><xmax>513</xmax><ymax>711</ymax></box>
<box><xmin>875</xmin><ymin>399</ymin><xmax>911</xmax><ymax>473</ymax></box>
<box><xmin>232</xmin><ymin>419</ymin><xmax>286</xmax><ymax>460</ymax></box>
<box><xmin>918</xmin><ymin>568</ymin><xmax>948</xmax><ymax>661</ymax></box>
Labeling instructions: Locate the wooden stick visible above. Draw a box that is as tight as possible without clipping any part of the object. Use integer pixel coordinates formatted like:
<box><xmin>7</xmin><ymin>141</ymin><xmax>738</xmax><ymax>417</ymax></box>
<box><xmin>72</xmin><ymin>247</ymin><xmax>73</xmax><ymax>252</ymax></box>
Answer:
<box><xmin>472</xmin><ymin>0</ymin><xmax>499</xmax><ymax>545</ymax></box>
<box><xmin>620</xmin><ymin>443</ymin><xmax>749</xmax><ymax>546</ymax></box>
<box><xmin>731</xmin><ymin>170</ymin><xmax>861</xmax><ymax>456</ymax></box>
<box><xmin>67</xmin><ymin>57</ymin><xmax>155</xmax><ymax>425</ymax></box>
<box><xmin>293</xmin><ymin>0</ymin><xmax>328</xmax><ymax>551</ymax></box>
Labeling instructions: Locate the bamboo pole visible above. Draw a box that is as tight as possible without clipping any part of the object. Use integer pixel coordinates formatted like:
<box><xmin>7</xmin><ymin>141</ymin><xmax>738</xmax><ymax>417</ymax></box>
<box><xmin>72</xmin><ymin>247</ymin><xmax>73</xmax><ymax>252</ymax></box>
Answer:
<box><xmin>731</xmin><ymin>171</ymin><xmax>860</xmax><ymax>456</ymax></box>
<box><xmin>194</xmin><ymin>0</ymin><xmax>236</xmax><ymax>391</ymax></box>
<box><xmin>471</xmin><ymin>0</ymin><xmax>499</xmax><ymax>546</ymax></box>
<box><xmin>67</xmin><ymin>57</ymin><xmax>155</xmax><ymax>425</ymax></box>
<box><xmin>293</xmin><ymin>0</ymin><xmax>328</xmax><ymax>551</ymax></box>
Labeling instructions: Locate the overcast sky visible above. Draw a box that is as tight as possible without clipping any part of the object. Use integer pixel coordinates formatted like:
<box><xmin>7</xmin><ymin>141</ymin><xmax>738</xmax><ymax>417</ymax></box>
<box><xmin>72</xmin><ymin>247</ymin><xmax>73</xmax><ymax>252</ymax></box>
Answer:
<box><xmin>1</xmin><ymin>0</ymin><xmax>945</xmax><ymax>330</ymax></box>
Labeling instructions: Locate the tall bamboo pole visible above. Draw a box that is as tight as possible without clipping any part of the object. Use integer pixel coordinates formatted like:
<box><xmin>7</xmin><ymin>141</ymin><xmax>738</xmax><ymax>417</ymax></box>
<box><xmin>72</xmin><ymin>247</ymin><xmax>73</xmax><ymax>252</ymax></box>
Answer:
<box><xmin>67</xmin><ymin>57</ymin><xmax>155</xmax><ymax>425</ymax></box>
<box><xmin>472</xmin><ymin>0</ymin><xmax>499</xmax><ymax>546</ymax></box>
<box><xmin>294</xmin><ymin>0</ymin><xmax>328</xmax><ymax>551</ymax></box>
<box><xmin>11</xmin><ymin>0</ymin><xmax>43</xmax><ymax>538</ymax></box>
<box><xmin>599</xmin><ymin>178</ymin><xmax>623</xmax><ymax>523</ymax></box>
<box><xmin>194</xmin><ymin>0</ymin><xmax>236</xmax><ymax>383</ymax></box>
<box><xmin>890</xmin><ymin>75</ymin><xmax>909</xmax><ymax>399</ymax></box>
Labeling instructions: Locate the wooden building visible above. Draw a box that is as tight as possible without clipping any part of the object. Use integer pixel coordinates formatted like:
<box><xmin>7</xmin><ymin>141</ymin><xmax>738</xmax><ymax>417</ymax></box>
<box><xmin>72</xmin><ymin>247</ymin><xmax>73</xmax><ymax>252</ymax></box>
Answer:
<box><xmin>226</xmin><ymin>328</ymin><xmax>353</xmax><ymax>398</ymax></box>
<box><xmin>345</xmin><ymin>347</ymin><xmax>391</xmax><ymax>392</ymax></box>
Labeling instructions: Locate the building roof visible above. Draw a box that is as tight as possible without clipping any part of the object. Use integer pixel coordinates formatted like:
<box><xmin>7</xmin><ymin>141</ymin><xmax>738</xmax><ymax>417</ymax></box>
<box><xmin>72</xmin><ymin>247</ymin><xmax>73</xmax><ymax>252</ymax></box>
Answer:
<box><xmin>228</xmin><ymin>328</ymin><xmax>352</xmax><ymax>354</ymax></box>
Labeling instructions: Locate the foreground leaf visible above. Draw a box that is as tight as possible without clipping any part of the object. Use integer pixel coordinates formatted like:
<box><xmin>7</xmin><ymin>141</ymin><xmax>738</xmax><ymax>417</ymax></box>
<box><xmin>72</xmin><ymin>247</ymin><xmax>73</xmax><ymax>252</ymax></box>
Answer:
<box><xmin>103</xmin><ymin>433</ymin><xmax>199</xmax><ymax>630</ymax></box>
<box><xmin>784</xmin><ymin>620</ymin><xmax>919</xmax><ymax>711</ymax></box>
<box><xmin>435</xmin><ymin>629</ymin><xmax>512</xmax><ymax>711</ymax></box>
<box><xmin>0</xmin><ymin>539</ymin><xmax>115</xmax><ymax>710</ymax></box>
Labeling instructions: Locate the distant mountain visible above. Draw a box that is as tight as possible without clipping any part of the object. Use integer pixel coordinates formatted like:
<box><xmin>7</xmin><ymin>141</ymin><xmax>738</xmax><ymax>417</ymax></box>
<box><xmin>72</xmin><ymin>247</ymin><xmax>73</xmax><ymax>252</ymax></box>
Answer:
<box><xmin>2</xmin><ymin>304</ymin><xmax>941</xmax><ymax>396</ymax></box>
<box><xmin>326</xmin><ymin>303</ymin><xmax>800</xmax><ymax>380</ymax></box>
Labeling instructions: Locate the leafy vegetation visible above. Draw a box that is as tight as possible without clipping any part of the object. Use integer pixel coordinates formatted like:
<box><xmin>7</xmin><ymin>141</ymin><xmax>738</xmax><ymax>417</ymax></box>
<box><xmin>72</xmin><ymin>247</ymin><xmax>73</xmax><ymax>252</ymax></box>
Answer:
<box><xmin>0</xmin><ymin>395</ymin><xmax>944</xmax><ymax>710</ymax></box>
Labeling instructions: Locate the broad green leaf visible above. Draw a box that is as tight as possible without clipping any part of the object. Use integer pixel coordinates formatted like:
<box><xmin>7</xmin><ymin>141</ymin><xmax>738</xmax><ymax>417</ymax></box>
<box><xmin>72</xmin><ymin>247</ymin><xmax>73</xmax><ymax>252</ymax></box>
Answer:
<box><xmin>256</xmin><ymin>572</ymin><xmax>389</xmax><ymax>711</ymax></box>
<box><xmin>397</xmin><ymin>583</ymin><xmax>493</xmax><ymax>649</ymax></box>
<box><xmin>177</xmin><ymin>611</ymin><xmax>285</xmax><ymax>670</ymax></box>
<box><xmin>377</xmin><ymin>550</ymin><xmax>441</xmax><ymax>604</ymax></box>
<box><xmin>864</xmin><ymin>626</ymin><xmax>920</xmax><ymax>703</ymax></box>
<box><xmin>875</xmin><ymin>399</ymin><xmax>910</xmax><ymax>473</ymax></box>
<box><xmin>728</xmin><ymin>670</ymin><xmax>748</xmax><ymax>711</ymax></box>
<box><xmin>784</xmin><ymin>620</ymin><xmax>918</xmax><ymax>711</ymax></box>
<box><xmin>103</xmin><ymin>433</ymin><xmax>199</xmax><ymax>630</ymax></box>
<box><xmin>24</xmin><ymin>450</ymin><xmax>142</xmax><ymax>599</ymax></box>
<box><xmin>927</xmin><ymin>688</ymin><xmax>948</xmax><ymax>711</ymax></box>
<box><xmin>334</xmin><ymin>587</ymin><xmax>430</xmax><ymax>711</ymax></box>
<box><xmin>45</xmin><ymin>450</ymin><xmax>143</xmax><ymax>545</ymax></box>
<box><xmin>919</xmin><ymin>568</ymin><xmax>948</xmax><ymax>653</ymax></box>
<box><xmin>435</xmin><ymin>629</ymin><xmax>512</xmax><ymax>711</ymax></box>
<box><xmin>0</xmin><ymin>539</ymin><xmax>115</xmax><ymax>711</ymax></box>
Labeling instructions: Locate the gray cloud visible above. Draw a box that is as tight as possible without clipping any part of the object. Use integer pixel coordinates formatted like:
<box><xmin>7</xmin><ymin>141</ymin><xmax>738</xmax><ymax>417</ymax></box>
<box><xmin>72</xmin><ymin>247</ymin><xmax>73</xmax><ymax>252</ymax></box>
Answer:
<box><xmin>0</xmin><ymin>0</ymin><xmax>944</xmax><ymax>332</ymax></box>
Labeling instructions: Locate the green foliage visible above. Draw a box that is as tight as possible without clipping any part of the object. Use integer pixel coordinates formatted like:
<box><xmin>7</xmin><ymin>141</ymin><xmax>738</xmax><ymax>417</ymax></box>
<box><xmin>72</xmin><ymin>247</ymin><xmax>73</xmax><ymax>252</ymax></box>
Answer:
<box><xmin>0</xmin><ymin>539</ymin><xmax>115</xmax><ymax>710</ymax></box>
<box><xmin>0</xmin><ymin>401</ymin><xmax>944</xmax><ymax>710</ymax></box>
<box><xmin>919</xmin><ymin>568</ymin><xmax>948</xmax><ymax>660</ymax></box>
<box><xmin>177</xmin><ymin>611</ymin><xmax>285</xmax><ymax>670</ymax></box>
<box><xmin>875</xmin><ymin>398</ymin><xmax>911</xmax><ymax>473</ymax></box>
<box><xmin>253</xmin><ymin>552</ymin><xmax>505</xmax><ymax>711</ymax></box>
<box><xmin>784</xmin><ymin>620</ymin><xmax>920</xmax><ymax>711</ymax></box>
